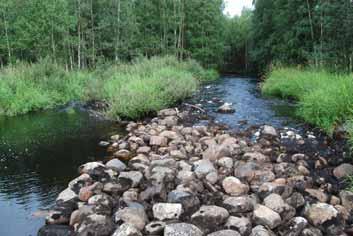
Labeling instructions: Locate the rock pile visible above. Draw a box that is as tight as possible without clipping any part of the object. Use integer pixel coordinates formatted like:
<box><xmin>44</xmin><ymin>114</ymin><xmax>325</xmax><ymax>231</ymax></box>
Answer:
<box><xmin>39</xmin><ymin>108</ymin><xmax>353</xmax><ymax>236</ymax></box>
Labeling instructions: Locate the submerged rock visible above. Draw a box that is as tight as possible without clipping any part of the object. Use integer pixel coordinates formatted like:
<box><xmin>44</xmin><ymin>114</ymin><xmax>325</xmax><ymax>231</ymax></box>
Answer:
<box><xmin>217</xmin><ymin>103</ymin><xmax>235</xmax><ymax>113</ymax></box>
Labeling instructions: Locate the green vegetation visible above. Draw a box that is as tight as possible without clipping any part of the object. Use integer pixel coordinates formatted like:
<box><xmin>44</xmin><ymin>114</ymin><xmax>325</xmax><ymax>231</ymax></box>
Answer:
<box><xmin>0</xmin><ymin>0</ymin><xmax>226</xmax><ymax>69</ymax></box>
<box><xmin>250</xmin><ymin>0</ymin><xmax>353</xmax><ymax>73</ymax></box>
<box><xmin>262</xmin><ymin>67</ymin><xmax>353</xmax><ymax>135</ymax></box>
<box><xmin>344</xmin><ymin>175</ymin><xmax>353</xmax><ymax>192</ymax></box>
<box><xmin>0</xmin><ymin>56</ymin><xmax>217</xmax><ymax>118</ymax></box>
<box><xmin>0</xmin><ymin>60</ymin><xmax>92</xmax><ymax>116</ymax></box>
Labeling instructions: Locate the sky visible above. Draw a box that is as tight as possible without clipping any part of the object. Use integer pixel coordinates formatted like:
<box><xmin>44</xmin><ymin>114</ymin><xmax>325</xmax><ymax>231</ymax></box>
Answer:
<box><xmin>223</xmin><ymin>0</ymin><xmax>254</xmax><ymax>17</ymax></box>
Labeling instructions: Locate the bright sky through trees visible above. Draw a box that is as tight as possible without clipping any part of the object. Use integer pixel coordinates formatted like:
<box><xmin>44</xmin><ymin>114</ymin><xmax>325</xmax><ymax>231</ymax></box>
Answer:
<box><xmin>224</xmin><ymin>0</ymin><xmax>253</xmax><ymax>16</ymax></box>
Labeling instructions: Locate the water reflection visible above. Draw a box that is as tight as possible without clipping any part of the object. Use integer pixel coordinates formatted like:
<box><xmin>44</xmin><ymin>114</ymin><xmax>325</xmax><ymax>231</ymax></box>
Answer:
<box><xmin>0</xmin><ymin>107</ymin><xmax>124</xmax><ymax>236</ymax></box>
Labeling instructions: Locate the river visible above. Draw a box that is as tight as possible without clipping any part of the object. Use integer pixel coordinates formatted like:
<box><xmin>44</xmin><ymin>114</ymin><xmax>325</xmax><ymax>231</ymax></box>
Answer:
<box><xmin>0</xmin><ymin>76</ymin><xmax>298</xmax><ymax>236</ymax></box>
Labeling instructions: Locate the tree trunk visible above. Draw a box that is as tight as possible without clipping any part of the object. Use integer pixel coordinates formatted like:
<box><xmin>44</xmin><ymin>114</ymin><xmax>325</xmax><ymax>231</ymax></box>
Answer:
<box><xmin>115</xmin><ymin>0</ymin><xmax>121</xmax><ymax>61</ymax></box>
<box><xmin>90</xmin><ymin>0</ymin><xmax>95</xmax><ymax>66</ymax></box>
<box><xmin>2</xmin><ymin>10</ymin><xmax>12</xmax><ymax>64</ymax></box>
<box><xmin>77</xmin><ymin>0</ymin><xmax>81</xmax><ymax>69</ymax></box>
<box><xmin>306</xmin><ymin>0</ymin><xmax>317</xmax><ymax>66</ymax></box>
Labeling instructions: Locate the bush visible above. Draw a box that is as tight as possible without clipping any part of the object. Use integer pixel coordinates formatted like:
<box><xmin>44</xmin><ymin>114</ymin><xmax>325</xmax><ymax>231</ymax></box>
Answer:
<box><xmin>0</xmin><ymin>56</ymin><xmax>212</xmax><ymax>118</ymax></box>
<box><xmin>0</xmin><ymin>59</ymin><xmax>91</xmax><ymax>116</ymax></box>
<box><xmin>262</xmin><ymin>67</ymin><xmax>353</xmax><ymax>135</ymax></box>
<box><xmin>90</xmin><ymin>57</ymin><xmax>200</xmax><ymax>119</ymax></box>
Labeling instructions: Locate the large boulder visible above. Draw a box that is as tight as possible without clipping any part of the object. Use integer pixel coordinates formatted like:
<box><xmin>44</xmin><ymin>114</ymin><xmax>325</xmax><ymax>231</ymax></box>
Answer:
<box><xmin>114</xmin><ymin>207</ymin><xmax>148</xmax><ymax>231</ymax></box>
<box><xmin>223</xmin><ymin>196</ymin><xmax>254</xmax><ymax>214</ymax></box>
<box><xmin>207</xmin><ymin>230</ymin><xmax>241</xmax><ymax>236</ymax></box>
<box><xmin>37</xmin><ymin>225</ymin><xmax>75</xmax><ymax>236</ymax></box>
<box><xmin>191</xmin><ymin>205</ymin><xmax>229</xmax><ymax>232</ymax></box>
<box><xmin>112</xmin><ymin>223</ymin><xmax>142</xmax><ymax>236</ymax></box>
<box><xmin>152</xmin><ymin>203</ymin><xmax>183</xmax><ymax>221</ymax></box>
<box><xmin>333</xmin><ymin>164</ymin><xmax>353</xmax><ymax>179</ymax></box>
<box><xmin>253</xmin><ymin>205</ymin><xmax>281</xmax><ymax>229</ymax></box>
<box><xmin>304</xmin><ymin>203</ymin><xmax>338</xmax><ymax>226</ymax></box>
<box><xmin>222</xmin><ymin>176</ymin><xmax>249</xmax><ymax>196</ymax></box>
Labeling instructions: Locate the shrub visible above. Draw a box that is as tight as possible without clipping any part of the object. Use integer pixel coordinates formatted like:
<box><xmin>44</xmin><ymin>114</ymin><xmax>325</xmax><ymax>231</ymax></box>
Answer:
<box><xmin>0</xmin><ymin>56</ymin><xmax>215</xmax><ymax>118</ymax></box>
<box><xmin>262</xmin><ymin>67</ymin><xmax>353</xmax><ymax>135</ymax></box>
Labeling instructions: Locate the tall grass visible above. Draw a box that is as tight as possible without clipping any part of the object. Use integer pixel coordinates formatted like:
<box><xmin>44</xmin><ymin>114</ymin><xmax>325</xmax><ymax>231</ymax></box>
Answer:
<box><xmin>86</xmin><ymin>56</ymin><xmax>208</xmax><ymax>119</ymax></box>
<box><xmin>0</xmin><ymin>56</ymin><xmax>217</xmax><ymax>118</ymax></box>
<box><xmin>0</xmin><ymin>59</ymin><xmax>91</xmax><ymax>116</ymax></box>
<box><xmin>262</xmin><ymin>67</ymin><xmax>353</xmax><ymax>136</ymax></box>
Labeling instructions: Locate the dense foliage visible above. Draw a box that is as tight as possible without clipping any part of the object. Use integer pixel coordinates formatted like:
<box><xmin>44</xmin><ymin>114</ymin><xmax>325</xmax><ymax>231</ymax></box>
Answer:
<box><xmin>0</xmin><ymin>56</ymin><xmax>216</xmax><ymax>117</ymax></box>
<box><xmin>0</xmin><ymin>0</ymin><xmax>226</xmax><ymax>69</ymax></box>
<box><xmin>250</xmin><ymin>0</ymin><xmax>353</xmax><ymax>73</ymax></box>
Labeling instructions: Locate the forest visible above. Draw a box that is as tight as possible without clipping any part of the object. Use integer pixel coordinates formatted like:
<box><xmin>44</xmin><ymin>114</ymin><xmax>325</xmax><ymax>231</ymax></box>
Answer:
<box><xmin>1</xmin><ymin>0</ymin><xmax>352</xmax><ymax>72</ymax></box>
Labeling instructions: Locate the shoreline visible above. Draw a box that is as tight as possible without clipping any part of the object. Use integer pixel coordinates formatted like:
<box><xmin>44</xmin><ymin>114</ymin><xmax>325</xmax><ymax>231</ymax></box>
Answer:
<box><xmin>38</xmin><ymin>107</ymin><xmax>353</xmax><ymax>236</ymax></box>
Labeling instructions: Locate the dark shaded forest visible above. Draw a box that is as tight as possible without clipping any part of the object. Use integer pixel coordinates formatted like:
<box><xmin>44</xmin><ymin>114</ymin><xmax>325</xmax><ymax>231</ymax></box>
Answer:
<box><xmin>1</xmin><ymin>0</ymin><xmax>352</xmax><ymax>73</ymax></box>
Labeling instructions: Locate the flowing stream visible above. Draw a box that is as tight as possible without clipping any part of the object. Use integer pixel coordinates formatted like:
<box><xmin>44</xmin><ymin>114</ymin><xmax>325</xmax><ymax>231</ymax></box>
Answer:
<box><xmin>0</xmin><ymin>76</ymin><xmax>298</xmax><ymax>236</ymax></box>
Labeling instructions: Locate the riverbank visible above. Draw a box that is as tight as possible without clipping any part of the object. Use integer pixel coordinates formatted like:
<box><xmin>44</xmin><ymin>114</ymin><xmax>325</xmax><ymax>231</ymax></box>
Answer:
<box><xmin>262</xmin><ymin>67</ymin><xmax>353</xmax><ymax>145</ymax></box>
<box><xmin>0</xmin><ymin>56</ymin><xmax>217</xmax><ymax>118</ymax></box>
<box><xmin>38</xmin><ymin>106</ymin><xmax>353</xmax><ymax>236</ymax></box>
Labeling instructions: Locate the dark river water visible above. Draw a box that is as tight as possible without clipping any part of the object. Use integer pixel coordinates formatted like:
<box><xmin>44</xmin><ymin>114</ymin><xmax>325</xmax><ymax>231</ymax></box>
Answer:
<box><xmin>190</xmin><ymin>77</ymin><xmax>299</xmax><ymax>130</ymax></box>
<box><xmin>0</xmin><ymin>107</ymin><xmax>124</xmax><ymax>236</ymax></box>
<box><xmin>0</xmin><ymin>77</ymin><xmax>298</xmax><ymax>236</ymax></box>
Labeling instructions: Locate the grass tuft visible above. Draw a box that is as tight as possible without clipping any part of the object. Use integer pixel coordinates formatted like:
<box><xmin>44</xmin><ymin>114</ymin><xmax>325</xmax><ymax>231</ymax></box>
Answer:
<box><xmin>262</xmin><ymin>67</ymin><xmax>353</xmax><ymax>135</ymax></box>
<box><xmin>0</xmin><ymin>56</ymin><xmax>217</xmax><ymax>118</ymax></box>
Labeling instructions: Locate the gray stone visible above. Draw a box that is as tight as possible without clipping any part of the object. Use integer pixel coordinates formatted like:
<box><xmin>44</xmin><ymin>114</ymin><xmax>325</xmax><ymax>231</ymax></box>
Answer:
<box><xmin>114</xmin><ymin>149</ymin><xmax>131</xmax><ymax>159</ymax></box>
<box><xmin>286</xmin><ymin>192</ymin><xmax>305</xmax><ymax>209</ymax></box>
<box><xmin>145</xmin><ymin>221</ymin><xmax>166</xmax><ymax>235</ymax></box>
<box><xmin>223</xmin><ymin>196</ymin><xmax>254</xmax><ymax>214</ymax></box>
<box><xmin>278</xmin><ymin>217</ymin><xmax>307</xmax><ymax>236</ymax></box>
<box><xmin>222</xmin><ymin>176</ymin><xmax>249</xmax><ymax>196</ymax></box>
<box><xmin>106</xmin><ymin>159</ymin><xmax>127</xmax><ymax>171</ymax></box>
<box><xmin>304</xmin><ymin>203</ymin><xmax>338</xmax><ymax>226</ymax></box>
<box><xmin>217</xmin><ymin>103</ymin><xmax>235</xmax><ymax>113</ymax></box>
<box><xmin>253</xmin><ymin>205</ymin><xmax>281</xmax><ymax>229</ymax></box>
<box><xmin>76</xmin><ymin>214</ymin><xmax>114</xmax><ymax>236</ymax></box>
<box><xmin>158</xmin><ymin>108</ymin><xmax>177</xmax><ymax>117</ymax></box>
<box><xmin>339</xmin><ymin>190</ymin><xmax>353</xmax><ymax>211</ymax></box>
<box><xmin>119</xmin><ymin>171</ymin><xmax>143</xmax><ymax>188</ymax></box>
<box><xmin>114</xmin><ymin>207</ymin><xmax>148</xmax><ymax>231</ymax></box>
<box><xmin>207</xmin><ymin>230</ymin><xmax>241</xmax><ymax>236</ymax></box>
<box><xmin>167</xmin><ymin>190</ymin><xmax>200</xmax><ymax>214</ymax></box>
<box><xmin>333</xmin><ymin>163</ymin><xmax>353</xmax><ymax>179</ymax></box>
<box><xmin>262</xmin><ymin>125</ymin><xmax>277</xmax><ymax>137</ymax></box>
<box><xmin>217</xmin><ymin>157</ymin><xmax>234</xmax><ymax>169</ymax></box>
<box><xmin>250</xmin><ymin>225</ymin><xmax>272</xmax><ymax>236</ymax></box>
<box><xmin>112</xmin><ymin>223</ymin><xmax>142</xmax><ymax>236</ymax></box>
<box><xmin>243</xmin><ymin>152</ymin><xmax>269</xmax><ymax>163</ymax></box>
<box><xmin>56</xmin><ymin>188</ymin><xmax>78</xmax><ymax>203</ymax></box>
<box><xmin>150</xmin><ymin>136</ymin><xmax>168</xmax><ymax>147</ymax></box>
<box><xmin>193</xmin><ymin>160</ymin><xmax>216</xmax><ymax>178</ymax></box>
<box><xmin>305</xmin><ymin>188</ymin><xmax>328</xmax><ymax>203</ymax></box>
<box><xmin>152</xmin><ymin>203</ymin><xmax>183</xmax><ymax>221</ymax></box>
<box><xmin>164</xmin><ymin>223</ymin><xmax>203</xmax><ymax>236</ymax></box>
<box><xmin>225</xmin><ymin>216</ymin><xmax>251</xmax><ymax>235</ymax></box>
<box><xmin>301</xmin><ymin>227</ymin><xmax>323</xmax><ymax>236</ymax></box>
<box><xmin>38</xmin><ymin>225</ymin><xmax>75</xmax><ymax>236</ymax></box>
<box><xmin>191</xmin><ymin>205</ymin><xmax>229</xmax><ymax>231</ymax></box>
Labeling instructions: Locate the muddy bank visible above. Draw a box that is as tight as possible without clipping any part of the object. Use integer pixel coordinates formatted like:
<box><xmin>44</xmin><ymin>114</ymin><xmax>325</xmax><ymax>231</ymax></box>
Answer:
<box><xmin>38</xmin><ymin>107</ymin><xmax>353</xmax><ymax>236</ymax></box>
